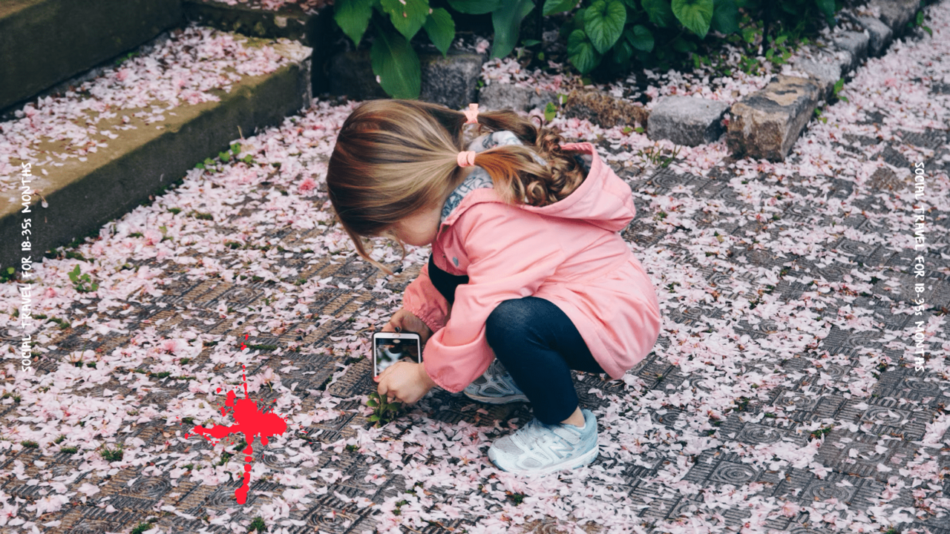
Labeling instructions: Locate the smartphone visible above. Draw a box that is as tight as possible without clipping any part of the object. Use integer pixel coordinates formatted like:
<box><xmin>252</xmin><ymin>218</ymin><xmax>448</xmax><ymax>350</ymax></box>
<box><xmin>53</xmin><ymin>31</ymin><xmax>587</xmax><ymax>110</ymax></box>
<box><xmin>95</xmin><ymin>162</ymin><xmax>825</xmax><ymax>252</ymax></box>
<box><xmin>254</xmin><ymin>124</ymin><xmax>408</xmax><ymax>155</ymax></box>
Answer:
<box><xmin>372</xmin><ymin>332</ymin><xmax>422</xmax><ymax>377</ymax></box>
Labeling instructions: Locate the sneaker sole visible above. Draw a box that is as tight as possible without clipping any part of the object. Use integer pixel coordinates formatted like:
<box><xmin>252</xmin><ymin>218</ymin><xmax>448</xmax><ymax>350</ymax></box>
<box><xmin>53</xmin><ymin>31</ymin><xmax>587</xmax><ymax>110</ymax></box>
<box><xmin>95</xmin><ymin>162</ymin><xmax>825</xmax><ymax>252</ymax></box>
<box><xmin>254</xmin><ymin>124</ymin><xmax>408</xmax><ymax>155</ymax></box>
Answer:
<box><xmin>462</xmin><ymin>389</ymin><xmax>529</xmax><ymax>404</ymax></box>
<box><xmin>492</xmin><ymin>441</ymin><xmax>600</xmax><ymax>476</ymax></box>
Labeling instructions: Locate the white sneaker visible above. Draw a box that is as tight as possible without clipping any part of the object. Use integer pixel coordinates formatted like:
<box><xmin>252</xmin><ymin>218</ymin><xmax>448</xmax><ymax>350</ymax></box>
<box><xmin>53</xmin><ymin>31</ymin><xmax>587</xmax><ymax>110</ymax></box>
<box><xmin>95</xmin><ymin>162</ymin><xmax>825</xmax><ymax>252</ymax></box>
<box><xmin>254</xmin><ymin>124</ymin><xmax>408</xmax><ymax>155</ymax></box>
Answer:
<box><xmin>462</xmin><ymin>359</ymin><xmax>529</xmax><ymax>404</ymax></box>
<box><xmin>488</xmin><ymin>409</ymin><xmax>600</xmax><ymax>475</ymax></box>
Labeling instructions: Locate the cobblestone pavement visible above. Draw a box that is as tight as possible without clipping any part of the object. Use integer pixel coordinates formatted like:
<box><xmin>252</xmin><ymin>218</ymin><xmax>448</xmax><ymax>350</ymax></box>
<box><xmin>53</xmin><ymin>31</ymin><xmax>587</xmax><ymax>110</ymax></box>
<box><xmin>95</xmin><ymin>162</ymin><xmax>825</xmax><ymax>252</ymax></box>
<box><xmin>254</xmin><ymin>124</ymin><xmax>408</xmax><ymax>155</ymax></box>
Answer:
<box><xmin>2</xmin><ymin>3</ymin><xmax>950</xmax><ymax>534</ymax></box>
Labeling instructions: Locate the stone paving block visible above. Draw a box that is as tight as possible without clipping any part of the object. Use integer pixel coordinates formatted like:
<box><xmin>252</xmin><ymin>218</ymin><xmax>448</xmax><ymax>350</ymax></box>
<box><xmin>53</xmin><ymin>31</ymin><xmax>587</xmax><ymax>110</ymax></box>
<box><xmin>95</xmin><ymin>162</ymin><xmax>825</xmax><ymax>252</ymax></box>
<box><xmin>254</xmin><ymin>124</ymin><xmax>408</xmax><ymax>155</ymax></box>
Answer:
<box><xmin>329</xmin><ymin>48</ymin><xmax>486</xmax><ymax>110</ymax></box>
<box><xmin>790</xmin><ymin>58</ymin><xmax>842</xmax><ymax>100</ymax></box>
<box><xmin>0</xmin><ymin>0</ymin><xmax>182</xmax><ymax>113</ymax></box>
<box><xmin>869</xmin><ymin>0</ymin><xmax>923</xmax><ymax>33</ymax></box>
<box><xmin>478</xmin><ymin>82</ymin><xmax>559</xmax><ymax>112</ymax></box>
<box><xmin>727</xmin><ymin>75</ymin><xmax>822</xmax><ymax>162</ymax></box>
<box><xmin>647</xmin><ymin>95</ymin><xmax>730</xmax><ymax>147</ymax></box>
<box><xmin>832</xmin><ymin>31</ymin><xmax>871</xmax><ymax>71</ymax></box>
<box><xmin>851</xmin><ymin>14</ymin><xmax>895</xmax><ymax>56</ymax></box>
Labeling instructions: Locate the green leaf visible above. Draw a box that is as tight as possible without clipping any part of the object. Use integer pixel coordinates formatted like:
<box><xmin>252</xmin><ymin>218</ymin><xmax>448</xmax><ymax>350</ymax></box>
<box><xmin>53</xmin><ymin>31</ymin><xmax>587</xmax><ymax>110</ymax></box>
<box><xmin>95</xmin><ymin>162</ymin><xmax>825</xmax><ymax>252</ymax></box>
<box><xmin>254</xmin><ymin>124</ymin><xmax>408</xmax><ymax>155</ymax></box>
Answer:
<box><xmin>672</xmin><ymin>0</ymin><xmax>714</xmax><ymax>39</ymax></box>
<box><xmin>543</xmin><ymin>0</ymin><xmax>575</xmax><ymax>15</ymax></box>
<box><xmin>584</xmin><ymin>0</ymin><xmax>626</xmax><ymax>54</ymax></box>
<box><xmin>424</xmin><ymin>8</ymin><xmax>455</xmax><ymax>56</ymax></box>
<box><xmin>367</xmin><ymin>399</ymin><xmax>378</xmax><ymax>407</ymax></box>
<box><xmin>491</xmin><ymin>0</ymin><xmax>535</xmax><ymax>59</ymax></box>
<box><xmin>710</xmin><ymin>0</ymin><xmax>739</xmax><ymax>34</ymax></box>
<box><xmin>567</xmin><ymin>29</ymin><xmax>601</xmax><ymax>73</ymax></box>
<box><xmin>371</xmin><ymin>26</ymin><xmax>422</xmax><ymax>98</ymax></box>
<box><xmin>368</xmin><ymin>414</ymin><xmax>380</xmax><ymax>421</ymax></box>
<box><xmin>334</xmin><ymin>0</ymin><xmax>375</xmax><ymax>47</ymax></box>
<box><xmin>641</xmin><ymin>0</ymin><xmax>676</xmax><ymax>28</ymax></box>
<box><xmin>521</xmin><ymin>38</ymin><xmax>541</xmax><ymax>46</ymax></box>
<box><xmin>670</xmin><ymin>35</ymin><xmax>695</xmax><ymax>52</ymax></box>
<box><xmin>447</xmin><ymin>0</ymin><xmax>502</xmax><ymax>14</ymax></box>
<box><xmin>381</xmin><ymin>0</ymin><xmax>429</xmax><ymax>41</ymax></box>
<box><xmin>815</xmin><ymin>0</ymin><xmax>835</xmax><ymax>26</ymax></box>
<box><xmin>544</xmin><ymin>102</ymin><xmax>557</xmax><ymax>121</ymax></box>
<box><xmin>611</xmin><ymin>37</ymin><xmax>634</xmax><ymax>64</ymax></box>
<box><xmin>626</xmin><ymin>24</ymin><xmax>654</xmax><ymax>52</ymax></box>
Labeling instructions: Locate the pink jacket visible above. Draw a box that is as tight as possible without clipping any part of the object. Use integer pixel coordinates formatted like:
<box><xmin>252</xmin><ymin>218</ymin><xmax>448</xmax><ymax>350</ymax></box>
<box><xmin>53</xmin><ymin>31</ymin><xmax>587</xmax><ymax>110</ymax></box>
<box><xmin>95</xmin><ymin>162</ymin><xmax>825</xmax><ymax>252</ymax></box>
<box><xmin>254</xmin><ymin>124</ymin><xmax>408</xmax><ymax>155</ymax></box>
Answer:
<box><xmin>403</xmin><ymin>142</ymin><xmax>662</xmax><ymax>393</ymax></box>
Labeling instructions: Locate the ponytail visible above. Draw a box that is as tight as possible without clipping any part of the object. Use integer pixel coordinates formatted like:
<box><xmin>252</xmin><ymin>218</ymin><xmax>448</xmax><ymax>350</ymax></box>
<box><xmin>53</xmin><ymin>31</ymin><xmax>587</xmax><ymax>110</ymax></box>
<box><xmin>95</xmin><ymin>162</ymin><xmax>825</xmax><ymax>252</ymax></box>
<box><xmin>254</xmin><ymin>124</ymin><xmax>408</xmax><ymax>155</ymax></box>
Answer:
<box><xmin>459</xmin><ymin>109</ymin><xmax>587</xmax><ymax>207</ymax></box>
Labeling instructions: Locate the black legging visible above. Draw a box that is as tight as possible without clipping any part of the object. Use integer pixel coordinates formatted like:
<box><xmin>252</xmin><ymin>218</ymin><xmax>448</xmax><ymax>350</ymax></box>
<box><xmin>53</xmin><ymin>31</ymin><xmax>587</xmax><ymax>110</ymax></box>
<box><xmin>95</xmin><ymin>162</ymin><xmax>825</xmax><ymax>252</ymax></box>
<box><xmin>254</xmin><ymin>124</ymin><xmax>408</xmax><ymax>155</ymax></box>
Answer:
<box><xmin>427</xmin><ymin>253</ymin><xmax>605</xmax><ymax>424</ymax></box>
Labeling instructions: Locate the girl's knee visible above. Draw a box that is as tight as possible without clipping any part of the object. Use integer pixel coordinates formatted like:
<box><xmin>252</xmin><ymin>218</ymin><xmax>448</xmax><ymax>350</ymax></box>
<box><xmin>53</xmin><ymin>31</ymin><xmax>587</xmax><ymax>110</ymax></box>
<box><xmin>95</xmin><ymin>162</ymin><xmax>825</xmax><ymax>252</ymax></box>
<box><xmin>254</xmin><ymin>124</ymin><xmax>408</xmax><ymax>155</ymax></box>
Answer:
<box><xmin>485</xmin><ymin>298</ymin><xmax>536</xmax><ymax>346</ymax></box>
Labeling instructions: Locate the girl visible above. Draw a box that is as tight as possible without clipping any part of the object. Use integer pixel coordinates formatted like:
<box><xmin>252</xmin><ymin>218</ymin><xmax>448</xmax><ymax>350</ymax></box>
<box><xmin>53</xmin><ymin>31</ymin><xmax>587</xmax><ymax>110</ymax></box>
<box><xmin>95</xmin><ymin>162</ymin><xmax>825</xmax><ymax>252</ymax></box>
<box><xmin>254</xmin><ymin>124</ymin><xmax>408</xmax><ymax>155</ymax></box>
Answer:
<box><xmin>325</xmin><ymin>100</ymin><xmax>661</xmax><ymax>475</ymax></box>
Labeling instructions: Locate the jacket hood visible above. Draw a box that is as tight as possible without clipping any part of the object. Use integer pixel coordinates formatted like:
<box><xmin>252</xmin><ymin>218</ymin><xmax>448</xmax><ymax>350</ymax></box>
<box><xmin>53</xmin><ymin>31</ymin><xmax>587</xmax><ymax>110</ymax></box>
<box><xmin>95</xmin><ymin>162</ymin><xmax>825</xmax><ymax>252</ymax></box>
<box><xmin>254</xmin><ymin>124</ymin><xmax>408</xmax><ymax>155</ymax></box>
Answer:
<box><xmin>439</xmin><ymin>142</ymin><xmax>637</xmax><ymax>234</ymax></box>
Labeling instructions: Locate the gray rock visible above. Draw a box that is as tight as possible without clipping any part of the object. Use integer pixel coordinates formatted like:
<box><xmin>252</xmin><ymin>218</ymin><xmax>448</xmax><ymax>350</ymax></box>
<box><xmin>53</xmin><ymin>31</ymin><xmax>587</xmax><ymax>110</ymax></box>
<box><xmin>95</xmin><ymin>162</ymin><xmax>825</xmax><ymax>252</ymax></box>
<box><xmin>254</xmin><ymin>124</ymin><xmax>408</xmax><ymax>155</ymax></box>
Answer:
<box><xmin>647</xmin><ymin>96</ymin><xmax>730</xmax><ymax>147</ymax></box>
<box><xmin>802</xmin><ymin>42</ymin><xmax>853</xmax><ymax>77</ymax></box>
<box><xmin>791</xmin><ymin>58</ymin><xmax>841</xmax><ymax>100</ymax></box>
<box><xmin>868</xmin><ymin>0</ymin><xmax>921</xmax><ymax>33</ymax></box>
<box><xmin>850</xmin><ymin>15</ymin><xmax>893</xmax><ymax>56</ymax></box>
<box><xmin>478</xmin><ymin>82</ymin><xmax>558</xmax><ymax>112</ymax></box>
<box><xmin>420</xmin><ymin>51</ymin><xmax>485</xmax><ymax>109</ymax></box>
<box><xmin>832</xmin><ymin>31</ymin><xmax>870</xmax><ymax>71</ymax></box>
<box><xmin>726</xmin><ymin>75</ymin><xmax>822</xmax><ymax>162</ymax></box>
<box><xmin>329</xmin><ymin>49</ymin><xmax>485</xmax><ymax>109</ymax></box>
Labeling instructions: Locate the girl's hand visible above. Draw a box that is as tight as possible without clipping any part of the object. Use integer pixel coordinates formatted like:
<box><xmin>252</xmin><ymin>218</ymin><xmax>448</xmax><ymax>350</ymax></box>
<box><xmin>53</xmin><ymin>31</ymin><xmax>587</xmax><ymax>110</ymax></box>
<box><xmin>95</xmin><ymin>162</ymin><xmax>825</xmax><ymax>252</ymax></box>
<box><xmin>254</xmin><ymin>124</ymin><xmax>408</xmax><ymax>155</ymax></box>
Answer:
<box><xmin>374</xmin><ymin>361</ymin><xmax>436</xmax><ymax>405</ymax></box>
<box><xmin>382</xmin><ymin>309</ymin><xmax>433</xmax><ymax>345</ymax></box>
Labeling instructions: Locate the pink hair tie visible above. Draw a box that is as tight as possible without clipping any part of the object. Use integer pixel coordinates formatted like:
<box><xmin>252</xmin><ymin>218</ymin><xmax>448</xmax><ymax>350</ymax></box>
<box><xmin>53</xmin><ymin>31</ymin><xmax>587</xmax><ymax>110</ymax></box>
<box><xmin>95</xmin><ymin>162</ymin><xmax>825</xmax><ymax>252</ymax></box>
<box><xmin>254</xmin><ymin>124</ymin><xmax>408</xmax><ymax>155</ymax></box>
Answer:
<box><xmin>457</xmin><ymin>150</ymin><xmax>477</xmax><ymax>167</ymax></box>
<box><xmin>462</xmin><ymin>103</ymin><xmax>479</xmax><ymax>125</ymax></box>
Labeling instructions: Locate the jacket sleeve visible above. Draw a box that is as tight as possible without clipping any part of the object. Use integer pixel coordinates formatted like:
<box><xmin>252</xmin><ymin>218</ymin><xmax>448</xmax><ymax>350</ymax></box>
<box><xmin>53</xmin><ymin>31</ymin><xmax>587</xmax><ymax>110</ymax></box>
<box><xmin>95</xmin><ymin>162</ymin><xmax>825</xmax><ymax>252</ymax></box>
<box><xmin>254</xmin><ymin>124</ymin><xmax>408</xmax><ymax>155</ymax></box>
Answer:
<box><xmin>420</xmin><ymin>203</ymin><xmax>565</xmax><ymax>393</ymax></box>
<box><xmin>402</xmin><ymin>262</ymin><xmax>450</xmax><ymax>334</ymax></box>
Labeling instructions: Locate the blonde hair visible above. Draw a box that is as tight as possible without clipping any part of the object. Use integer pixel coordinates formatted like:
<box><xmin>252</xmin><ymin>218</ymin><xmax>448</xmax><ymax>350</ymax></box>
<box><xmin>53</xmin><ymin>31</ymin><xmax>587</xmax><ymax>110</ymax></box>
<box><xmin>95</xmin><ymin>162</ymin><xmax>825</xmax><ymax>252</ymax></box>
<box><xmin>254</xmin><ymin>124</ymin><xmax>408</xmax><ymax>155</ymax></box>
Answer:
<box><xmin>325</xmin><ymin>99</ymin><xmax>586</xmax><ymax>276</ymax></box>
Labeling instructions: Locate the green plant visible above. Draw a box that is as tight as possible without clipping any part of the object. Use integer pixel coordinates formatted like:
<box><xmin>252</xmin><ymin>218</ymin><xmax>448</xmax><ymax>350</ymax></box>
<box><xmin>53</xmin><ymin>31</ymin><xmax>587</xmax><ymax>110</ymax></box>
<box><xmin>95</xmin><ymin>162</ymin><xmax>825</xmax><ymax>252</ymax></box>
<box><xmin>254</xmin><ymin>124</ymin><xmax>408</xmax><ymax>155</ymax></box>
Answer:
<box><xmin>68</xmin><ymin>265</ymin><xmax>99</xmax><ymax>293</ymax></box>
<box><xmin>100</xmin><ymin>444</ymin><xmax>124</xmax><ymax>462</ymax></box>
<box><xmin>334</xmin><ymin>0</ymin><xmax>540</xmax><ymax>98</ymax></box>
<box><xmin>248</xmin><ymin>516</ymin><xmax>267</xmax><ymax>533</ymax></box>
<box><xmin>0</xmin><ymin>266</ymin><xmax>16</xmax><ymax>283</ymax></box>
<box><xmin>131</xmin><ymin>522</ymin><xmax>155</xmax><ymax>534</ymax></box>
<box><xmin>366</xmin><ymin>391</ymin><xmax>403</xmax><ymax>426</ymax></box>
<box><xmin>909</xmin><ymin>10</ymin><xmax>932</xmax><ymax>37</ymax></box>
<box><xmin>557</xmin><ymin>0</ymin><xmax>841</xmax><ymax>79</ymax></box>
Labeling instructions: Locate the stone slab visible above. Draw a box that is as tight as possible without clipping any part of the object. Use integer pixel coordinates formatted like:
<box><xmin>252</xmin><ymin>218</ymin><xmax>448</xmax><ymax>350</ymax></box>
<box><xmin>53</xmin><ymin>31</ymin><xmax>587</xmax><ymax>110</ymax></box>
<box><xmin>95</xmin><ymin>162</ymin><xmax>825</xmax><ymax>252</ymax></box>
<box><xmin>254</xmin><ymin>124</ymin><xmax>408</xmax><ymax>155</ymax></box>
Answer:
<box><xmin>478</xmin><ymin>83</ymin><xmax>558</xmax><ymax>112</ymax></box>
<box><xmin>792</xmin><ymin>58</ymin><xmax>842</xmax><ymax>100</ymax></box>
<box><xmin>182</xmin><ymin>0</ymin><xmax>334</xmax><ymax>94</ymax></box>
<box><xmin>868</xmin><ymin>0</ymin><xmax>922</xmax><ymax>33</ymax></box>
<box><xmin>647</xmin><ymin>95</ymin><xmax>730</xmax><ymax>147</ymax></box>
<box><xmin>0</xmin><ymin>36</ymin><xmax>312</xmax><ymax>269</ymax></box>
<box><xmin>0</xmin><ymin>0</ymin><xmax>182</xmax><ymax>114</ymax></box>
<box><xmin>726</xmin><ymin>75</ymin><xmax>821</xmax><ymax>162</ymax></box>
<box><xmin>329</xmin><ymin>49</ymin><xmax>486</xmax><ymax>110</ymax></box>
<box><xmin>832</xmin><ymin>31</ymin><xmax>870</xmax><ymax>71</ymax></box>
<box><xmin>850</xmin><ymin>15</ymin><xmax>894</xmax><ymax>56</ymax></box>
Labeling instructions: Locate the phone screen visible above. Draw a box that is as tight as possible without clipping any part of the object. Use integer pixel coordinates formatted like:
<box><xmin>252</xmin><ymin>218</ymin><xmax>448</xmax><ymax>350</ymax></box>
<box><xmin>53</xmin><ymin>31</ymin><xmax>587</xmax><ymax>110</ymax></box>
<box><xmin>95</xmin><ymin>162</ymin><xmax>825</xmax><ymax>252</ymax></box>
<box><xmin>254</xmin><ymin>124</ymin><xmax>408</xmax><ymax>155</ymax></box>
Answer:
<box><xmin>374</xmin><ymin>335</ymin><xmax>420</xmax><ymax>376</ymax></box>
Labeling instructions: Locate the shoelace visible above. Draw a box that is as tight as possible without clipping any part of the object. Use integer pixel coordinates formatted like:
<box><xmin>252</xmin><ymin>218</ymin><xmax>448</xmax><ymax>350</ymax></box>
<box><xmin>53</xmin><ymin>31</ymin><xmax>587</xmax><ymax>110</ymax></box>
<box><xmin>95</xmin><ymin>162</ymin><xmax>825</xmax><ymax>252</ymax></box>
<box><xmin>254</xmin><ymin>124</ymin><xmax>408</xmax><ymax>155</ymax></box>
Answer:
<box><xmin>520</xmin><ymin>419</ymin><xmax>553</xmax><ymax>451</ymax></box>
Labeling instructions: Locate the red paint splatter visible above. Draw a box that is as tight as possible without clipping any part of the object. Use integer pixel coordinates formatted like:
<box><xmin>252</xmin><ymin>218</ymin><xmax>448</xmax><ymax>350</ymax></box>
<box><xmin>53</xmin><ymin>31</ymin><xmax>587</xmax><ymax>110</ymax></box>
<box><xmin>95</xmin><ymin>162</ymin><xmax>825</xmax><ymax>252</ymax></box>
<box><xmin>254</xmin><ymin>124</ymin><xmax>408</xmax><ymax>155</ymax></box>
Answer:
<box><xmin>183</xmin><ymin>334</ymin><xmax>287</xmax><ymax>505</ymax></box>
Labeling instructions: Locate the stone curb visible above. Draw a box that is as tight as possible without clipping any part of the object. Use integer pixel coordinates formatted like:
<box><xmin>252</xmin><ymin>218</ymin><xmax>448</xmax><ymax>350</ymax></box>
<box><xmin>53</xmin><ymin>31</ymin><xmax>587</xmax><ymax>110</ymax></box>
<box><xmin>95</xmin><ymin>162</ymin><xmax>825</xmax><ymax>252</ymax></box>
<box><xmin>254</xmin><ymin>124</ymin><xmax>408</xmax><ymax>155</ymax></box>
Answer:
<box><xmin>0</xmin><ymin>37</ymin><xmax>312</xmax><ymax>269</ymax></box>
<box><xmin>0</xmin><ymin>0</ymin><xmax>182</xmax><ymax>114</ymax></box>
<box><xmin>723</xmin><ymin>0</ymin><xmax>926</xmax><ymax>161</ymax></box>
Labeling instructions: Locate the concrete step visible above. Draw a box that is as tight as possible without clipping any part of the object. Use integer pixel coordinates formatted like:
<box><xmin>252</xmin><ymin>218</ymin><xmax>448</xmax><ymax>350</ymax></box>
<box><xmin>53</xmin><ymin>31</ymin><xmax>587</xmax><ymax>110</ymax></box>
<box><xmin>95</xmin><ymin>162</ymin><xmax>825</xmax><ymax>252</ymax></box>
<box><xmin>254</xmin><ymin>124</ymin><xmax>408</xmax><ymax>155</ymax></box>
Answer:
<box><xmin>182</xmin><ymin>0</ymin><xmax>333</xmax><ymax>94</ymax></box>
<box><xmin>0</xmin><ymin>25</ymin><xmax>311</xmax><ymax>270</ymax></box>
<box><xmin>0</xmin><ymin>0</ymin><xmax>182</xmax><ymax>114</ymax></box>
